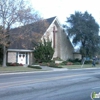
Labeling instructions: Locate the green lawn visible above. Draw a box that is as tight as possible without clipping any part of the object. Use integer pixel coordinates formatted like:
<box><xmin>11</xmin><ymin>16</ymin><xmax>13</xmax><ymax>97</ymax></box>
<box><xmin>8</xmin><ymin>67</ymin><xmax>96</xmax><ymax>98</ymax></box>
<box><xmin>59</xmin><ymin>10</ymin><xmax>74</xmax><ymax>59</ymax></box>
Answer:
<box><xmin>0</xmin><ymin>66</ymin><xmax>43</xmax><ymax>73</ymax></box>
<box><xmin>60</xmin><ymin>64</ymin><xmax>100</xmax><ymax>69</ymax></box>
<box><xmin>0</xmin><ymin>64</ymin><xmax>100</xmax><ymax>73</ymax></box>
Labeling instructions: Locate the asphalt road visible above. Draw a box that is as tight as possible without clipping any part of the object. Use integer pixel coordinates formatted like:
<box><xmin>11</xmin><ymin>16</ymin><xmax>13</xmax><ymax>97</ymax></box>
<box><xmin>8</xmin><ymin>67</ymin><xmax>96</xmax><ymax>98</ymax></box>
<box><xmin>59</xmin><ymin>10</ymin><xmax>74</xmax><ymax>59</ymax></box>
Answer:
<box><xmin>0</xmin><ymin>68</ymin><xmax>100</xmax><ymax>100</ymax></box>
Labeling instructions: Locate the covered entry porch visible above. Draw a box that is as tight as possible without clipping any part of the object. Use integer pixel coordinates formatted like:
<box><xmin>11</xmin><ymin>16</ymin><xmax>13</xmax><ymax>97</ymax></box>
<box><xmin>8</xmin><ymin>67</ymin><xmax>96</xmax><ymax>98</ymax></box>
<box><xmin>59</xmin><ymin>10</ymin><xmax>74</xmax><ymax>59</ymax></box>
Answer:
<box><xmin>7</xmin><ymin>49</ymin><xmax>34</xmax><ymax>65</ymax></box>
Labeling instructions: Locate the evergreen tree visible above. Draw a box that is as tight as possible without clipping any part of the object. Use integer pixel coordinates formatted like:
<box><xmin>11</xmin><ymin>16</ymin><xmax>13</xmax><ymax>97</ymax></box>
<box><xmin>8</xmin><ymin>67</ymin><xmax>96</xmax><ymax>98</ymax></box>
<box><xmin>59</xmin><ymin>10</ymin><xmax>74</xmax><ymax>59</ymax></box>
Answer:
<box><xmin>34</xmin><ymin>39</ymin><xmax>54</xmax><ymax>62</ymax></box>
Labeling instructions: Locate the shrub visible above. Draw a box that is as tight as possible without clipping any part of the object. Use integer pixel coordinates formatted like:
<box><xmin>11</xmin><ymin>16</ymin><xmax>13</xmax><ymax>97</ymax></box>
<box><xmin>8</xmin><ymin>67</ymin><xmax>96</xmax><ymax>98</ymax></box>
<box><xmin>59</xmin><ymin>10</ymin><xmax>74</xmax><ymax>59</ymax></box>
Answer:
<box><xmin>73</xmin><ymin>62</ymin><xmax>81</xmax><ymax>65</ymax></box>
<box><xmin>73</xmin><ymin>59</ymin><xmax>81</xmax><ymax>63</ymax></box>
<box><xmin>61</xmin><ymin>59</ymin><xmax>82</xmax><ymax>65</ymax></box>
<box><xmin>60</xmin><ymin>61</ymin><xmax>68</xmax><ymax>65</ymax></box>
<box><xmin>67</xmin><ymin>59</ymin><xmax>74</xmax><ymax>62</ymax></box>
<box><xmin>84</xmin><ymin>60</ymin><xmax>92</xmax><ymax>64</ymax></box>
<box><xmin>7</xmin><ymin>63</ymin><xmax>23</xmax><ymax>66</ymax></box>
<box><xmin>67</xmin><ymin>58</ymin><xmax>81</xmax><ymax>63</ymax></box>
<box><xmin>48</xmin><ymin>62</ymin><xmax>62</xmax><ymax>68</ymax></box>
<box><xmin>67</xmin><ymin>62</ymin><xmax>73</xmax><ymax>65</ymax></box>
<box><xmin>28</xmin><ymin>65</ymin><xmax>42</xmax><ymax>69</ymax></box>
<box><xmin>6</xmin><ymin>63</ymin><xmax>11</xmax><ymax>66</ymax></box>
<box><xmin>53</xmin><ymin>57</ymin><xmax>62</xmax><ymax>61</ymax></box>
<box><xmin>19</xmin><ymin>63</ymin><xmax>23</xmax><ymax>66</ymax></box>
<box><xmin>39</xmin><ymin>62</ymin><xmax>48</xmax><ymax>66</ymax></box>
<box><xmin>0</xmin><ymin>59</ymin><xmax>2</xmax><ymax>65</ymax></box>
<box><xmin>33</xmin><ymin>39</ymin><xmax>54</xmax><ymax>63</ymax></box>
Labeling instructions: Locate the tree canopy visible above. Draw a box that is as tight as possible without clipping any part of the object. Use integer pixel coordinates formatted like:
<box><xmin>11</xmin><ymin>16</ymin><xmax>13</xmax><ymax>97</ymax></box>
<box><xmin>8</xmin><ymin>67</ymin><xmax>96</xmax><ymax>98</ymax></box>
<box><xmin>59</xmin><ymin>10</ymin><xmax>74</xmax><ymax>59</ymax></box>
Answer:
<box><xmin>66</xmin><ymin>11</ymin><xmax>100</xmax><ymax>57</ymax></box>
<box><xmin>0</xmin><ymin>0</ymin><xmax>48</xmax><ymax>67</ymax></box>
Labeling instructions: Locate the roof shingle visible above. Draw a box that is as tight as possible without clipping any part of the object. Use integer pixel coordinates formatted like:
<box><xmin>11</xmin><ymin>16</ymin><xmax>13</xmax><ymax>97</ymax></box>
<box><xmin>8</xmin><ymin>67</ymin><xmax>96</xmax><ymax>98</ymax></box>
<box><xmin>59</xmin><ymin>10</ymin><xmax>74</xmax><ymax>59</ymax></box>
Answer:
<box><xmin>8</xmin><ymin>16</ymin><xmax>56</xmax><ymax>50</ymax></box>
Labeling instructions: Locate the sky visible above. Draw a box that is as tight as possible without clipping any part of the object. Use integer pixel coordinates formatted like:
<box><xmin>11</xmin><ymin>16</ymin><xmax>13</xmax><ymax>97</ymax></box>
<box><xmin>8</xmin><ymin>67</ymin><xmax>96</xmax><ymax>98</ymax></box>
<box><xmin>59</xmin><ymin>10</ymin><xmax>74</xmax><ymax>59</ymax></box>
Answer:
<box><xmin>29</xmin><ymin>0</ymin><xmax>100</xmax><ymax>25</ymax></box>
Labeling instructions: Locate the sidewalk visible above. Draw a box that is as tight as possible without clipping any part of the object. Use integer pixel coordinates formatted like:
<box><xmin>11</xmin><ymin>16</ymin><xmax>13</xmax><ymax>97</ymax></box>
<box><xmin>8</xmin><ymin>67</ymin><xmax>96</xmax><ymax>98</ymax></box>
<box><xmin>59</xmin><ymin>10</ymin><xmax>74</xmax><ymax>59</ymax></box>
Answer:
<box><xmin>40</xmin><ymin>66</ymin><xmax>68</xmax><ymax>71</ymax></box>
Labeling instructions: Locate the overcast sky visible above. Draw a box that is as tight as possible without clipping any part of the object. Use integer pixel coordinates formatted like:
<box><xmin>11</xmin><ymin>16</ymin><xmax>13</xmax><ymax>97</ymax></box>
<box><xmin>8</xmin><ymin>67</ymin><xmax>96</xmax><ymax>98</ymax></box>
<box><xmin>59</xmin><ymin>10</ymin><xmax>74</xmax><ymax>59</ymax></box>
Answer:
<box><xmin>29</xmin><ymin>0</ymin><xmax>100</xmax><ymax>24</ymax></box>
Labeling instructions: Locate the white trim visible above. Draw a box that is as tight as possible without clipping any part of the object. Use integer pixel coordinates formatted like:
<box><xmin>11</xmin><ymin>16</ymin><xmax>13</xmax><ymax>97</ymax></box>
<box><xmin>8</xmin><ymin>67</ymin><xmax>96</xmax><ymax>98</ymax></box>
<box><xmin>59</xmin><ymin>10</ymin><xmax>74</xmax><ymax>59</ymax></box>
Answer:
<box><xmin>43</xmin><ymin>17</ymin><xmax>57</xmax><ymax>36</ymax></box>
<box><xmin>41</xmin><ymin>16</ymin><xmax>62</xmax><ymax>42</ymax></box>
<box><xmin>17</xmin><ymin>52</ymin><xmax>26</xmax><ymax>64</ymax></box>
<box><xmin>27</xmin><ymin>53</ymin><xmax>29</xmax><ymax>65</ymax></box>
<box><xmin>55</xmin><ymin>16</ymin><xmax>62</xmax><ymax>27</ymax></box>
<box><xmin>8</xmin><ymin>49</ymin><xmax>33</xmax><ymax>52</ymax></box>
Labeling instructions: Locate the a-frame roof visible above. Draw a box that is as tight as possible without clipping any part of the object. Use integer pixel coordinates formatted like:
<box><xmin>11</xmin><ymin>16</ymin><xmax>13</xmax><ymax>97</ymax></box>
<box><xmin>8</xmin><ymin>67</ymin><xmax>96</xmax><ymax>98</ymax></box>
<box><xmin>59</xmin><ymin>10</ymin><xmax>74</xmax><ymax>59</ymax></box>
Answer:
<box><xmin>8</xmin><ymin>16</ymin><xmax>57</xmax><ymax>50</ymax></box>
<box><xmin>46</xmin><ymin>16</ymin><xmax>56</xmax><ymax>25</ymax></box>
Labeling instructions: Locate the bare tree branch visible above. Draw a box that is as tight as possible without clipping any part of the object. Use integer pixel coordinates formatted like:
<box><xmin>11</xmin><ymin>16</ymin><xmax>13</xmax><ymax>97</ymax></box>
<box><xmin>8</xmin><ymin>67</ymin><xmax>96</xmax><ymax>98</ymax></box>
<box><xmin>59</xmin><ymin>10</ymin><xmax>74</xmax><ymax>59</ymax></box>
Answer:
<box><xmin>0</xmin><ymin>0</ymin><xmax>49</xmax><ymax>67</ymax></box>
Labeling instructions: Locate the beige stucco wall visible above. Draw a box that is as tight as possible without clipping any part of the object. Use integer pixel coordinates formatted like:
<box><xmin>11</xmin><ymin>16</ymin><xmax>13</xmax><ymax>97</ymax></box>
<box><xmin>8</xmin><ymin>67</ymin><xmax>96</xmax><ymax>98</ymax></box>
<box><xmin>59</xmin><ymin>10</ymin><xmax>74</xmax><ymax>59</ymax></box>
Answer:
<box><xmin>42</xmin><ymin>19</ymin><xmax>74</xmax><ymax>61</ymax></box>
<box><xmin>29</xmin><ymin>52</ymin><xmax>33</xmax><ymax>65</ymax></box>
<box><xmin>52</xmin><ymin>22</ymin><xmax>74</xmax><ymax>61</ymax></box>
<box><xmin>41</xmin><ymin>23</ymin><xmax>58</xmax><ymax>58</ymax></box>
<box><xmin>8</xmin><ymin>52</ymin><xmax>16</xmax><ymax>63</ymax></box>
<box><xmin>73</xmin><ymin>53</ymin><xmax>82</xmax><ymax>60</ymax></box>
<box><xmin>8</xmin><ymin>51</ymin><xmax>33</xmax><ymax>65</ymax></box>
<box><xmin>59</xmin><ymin>28</ymin><xmax>74</xmax><ymax>60</ymax></box>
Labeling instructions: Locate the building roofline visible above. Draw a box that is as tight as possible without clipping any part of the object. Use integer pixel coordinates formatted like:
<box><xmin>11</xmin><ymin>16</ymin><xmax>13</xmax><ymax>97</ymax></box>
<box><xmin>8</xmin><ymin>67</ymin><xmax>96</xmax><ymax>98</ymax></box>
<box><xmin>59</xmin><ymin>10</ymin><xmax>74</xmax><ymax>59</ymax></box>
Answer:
<box><xmin>43</xmin><ymin>16</ymin><xmax>62</xmax><ymax>36</ymax></box>
<box><xmin>7</xmin><ymin>49</ymin><xmax>34</xmax><ymax>52</ymax></box>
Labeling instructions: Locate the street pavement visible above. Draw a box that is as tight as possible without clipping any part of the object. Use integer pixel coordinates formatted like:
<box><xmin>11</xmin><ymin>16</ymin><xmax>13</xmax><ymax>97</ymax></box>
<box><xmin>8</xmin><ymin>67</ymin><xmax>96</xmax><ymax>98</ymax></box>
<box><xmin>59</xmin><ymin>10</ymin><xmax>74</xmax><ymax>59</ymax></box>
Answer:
<box><xmin>0</xmin><ymin>68</ymin><xmax>100</xmax><ymax>100</ymax></box>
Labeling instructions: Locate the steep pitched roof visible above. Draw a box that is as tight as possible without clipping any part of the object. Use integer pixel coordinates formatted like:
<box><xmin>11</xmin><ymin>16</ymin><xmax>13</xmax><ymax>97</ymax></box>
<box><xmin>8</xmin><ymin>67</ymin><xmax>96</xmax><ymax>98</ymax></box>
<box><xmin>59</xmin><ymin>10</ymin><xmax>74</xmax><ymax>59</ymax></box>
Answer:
<box><xmin>46</xmin><ymin>16</ymin><xmax>56</xmax><ymax>25</ymax></box>
<box><xmin>8</xmin><ymin>16</ymin><xmax>56</xmax><ymax>50</ymax></box>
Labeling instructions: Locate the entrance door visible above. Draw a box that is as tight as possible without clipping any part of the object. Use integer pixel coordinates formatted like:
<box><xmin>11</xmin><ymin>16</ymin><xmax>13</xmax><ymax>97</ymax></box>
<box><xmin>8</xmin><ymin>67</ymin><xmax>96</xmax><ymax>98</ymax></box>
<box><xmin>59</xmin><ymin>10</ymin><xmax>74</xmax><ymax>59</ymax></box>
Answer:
<box><xmin>18</xmin><ymin>52</ymin><xmax>26</xmax><ymax>64</ymax></box>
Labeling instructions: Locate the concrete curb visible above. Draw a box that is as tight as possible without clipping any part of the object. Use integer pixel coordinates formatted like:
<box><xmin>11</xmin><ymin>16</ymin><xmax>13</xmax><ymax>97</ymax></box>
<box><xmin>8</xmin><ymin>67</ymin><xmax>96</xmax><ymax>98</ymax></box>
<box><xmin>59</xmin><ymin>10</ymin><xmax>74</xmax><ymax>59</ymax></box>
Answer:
<box><xmin>69</xmin><ymin>67</ymin><xmax>100</xmax><ymax>70</ymax></box>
